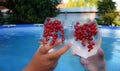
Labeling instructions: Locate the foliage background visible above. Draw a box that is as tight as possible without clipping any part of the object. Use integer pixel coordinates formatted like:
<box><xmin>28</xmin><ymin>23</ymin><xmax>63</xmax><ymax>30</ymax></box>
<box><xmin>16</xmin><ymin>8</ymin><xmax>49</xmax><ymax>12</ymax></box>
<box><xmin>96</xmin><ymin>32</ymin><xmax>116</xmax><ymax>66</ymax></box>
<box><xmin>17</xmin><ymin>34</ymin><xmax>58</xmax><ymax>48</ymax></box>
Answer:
<box><xmin>59</xmin><ymin>0</ymin><xmax>98</xmax><ymax>8</ymax></box>
<box><xmin>0</xmin><ymin>0</ymin><xmax>119</xmax><ymax>26</ymax></box>
<box><xmin>96</xmin><ymin>0</ymin><xmax>119</xmax><ymax>26</ymax></box>
<box><xmin>0</xmin><ymin>0</ymin><xmax>61</xmax><ymax>24</ymax></box>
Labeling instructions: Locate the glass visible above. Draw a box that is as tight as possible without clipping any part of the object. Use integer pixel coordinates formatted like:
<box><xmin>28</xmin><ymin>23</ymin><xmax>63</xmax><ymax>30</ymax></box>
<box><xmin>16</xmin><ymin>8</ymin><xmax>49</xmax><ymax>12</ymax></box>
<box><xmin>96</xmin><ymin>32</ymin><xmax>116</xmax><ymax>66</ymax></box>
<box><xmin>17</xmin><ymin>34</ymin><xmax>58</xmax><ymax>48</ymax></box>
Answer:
<box><xmin>70</xmin><ymin>19</ymin><xmax>101</xmax><ymax>70</ymax></box>
<box><xmin>39</xmin><ymin>18</ymin><xmax>101</xmax><ymax>70</ymax></box>
<box><xmin>39</xmin><ymin>17</ymin><xmax>65</xmax><ymax>52</ymax></box>
<box><xmin>70</xmin><ymin>19</ymin><xmax>101</xmax><ymax>58</ymax></box>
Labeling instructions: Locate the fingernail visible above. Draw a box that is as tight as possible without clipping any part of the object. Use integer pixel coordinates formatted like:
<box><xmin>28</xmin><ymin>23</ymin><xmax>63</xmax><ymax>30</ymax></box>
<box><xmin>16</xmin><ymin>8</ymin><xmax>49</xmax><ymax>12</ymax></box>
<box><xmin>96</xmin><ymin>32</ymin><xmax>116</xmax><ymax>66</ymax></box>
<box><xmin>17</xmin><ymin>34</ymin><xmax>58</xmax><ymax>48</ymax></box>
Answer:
<box><xmin>71</xmin><ymin>52</ymin><xmax>76</xmax><ymax>55</ymax></box>
<box><xmin>98</xmin><ymin>48</ymin><xmax>104</xmax><ymax>55</ymax></box>
<box><xmin>98</xmin><ymin>48</ymin><xmax>104</xmax><ymax>60</ymax></box>
<box><xmin>68</xmin><ymin>43</ymin><xmax>72</xmax><ymax>47</ymax></box>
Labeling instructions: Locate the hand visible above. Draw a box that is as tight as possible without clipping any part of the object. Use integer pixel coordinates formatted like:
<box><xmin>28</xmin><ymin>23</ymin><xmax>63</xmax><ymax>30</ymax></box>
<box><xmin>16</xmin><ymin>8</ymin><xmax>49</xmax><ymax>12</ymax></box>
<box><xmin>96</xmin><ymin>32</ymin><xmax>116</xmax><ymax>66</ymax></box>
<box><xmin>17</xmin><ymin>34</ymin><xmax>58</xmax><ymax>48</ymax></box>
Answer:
<box><xmin>72</xmin><ymin>48</ymin><xmax>106</xmax><ymax>71</ymax></box>
<box><xmin>22</xmin><ymin>39</ymin><xmax>71</xmax><ymax>71</ymax></box>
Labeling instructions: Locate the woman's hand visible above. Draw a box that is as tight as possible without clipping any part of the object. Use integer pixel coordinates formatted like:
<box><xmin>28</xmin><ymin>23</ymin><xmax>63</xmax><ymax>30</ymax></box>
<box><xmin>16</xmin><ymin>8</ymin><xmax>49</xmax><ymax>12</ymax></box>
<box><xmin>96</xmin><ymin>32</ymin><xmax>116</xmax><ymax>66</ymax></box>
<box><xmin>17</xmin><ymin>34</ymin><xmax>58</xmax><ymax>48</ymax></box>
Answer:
<box><xmin>72</xmin><ymin>48</ymin><xmax>106</xmax><ymax>71</ymax></box>
<box><xmin>22</xmin><ymin>39</ymin><xmax>71</xmax><ymax>71</ymax></box>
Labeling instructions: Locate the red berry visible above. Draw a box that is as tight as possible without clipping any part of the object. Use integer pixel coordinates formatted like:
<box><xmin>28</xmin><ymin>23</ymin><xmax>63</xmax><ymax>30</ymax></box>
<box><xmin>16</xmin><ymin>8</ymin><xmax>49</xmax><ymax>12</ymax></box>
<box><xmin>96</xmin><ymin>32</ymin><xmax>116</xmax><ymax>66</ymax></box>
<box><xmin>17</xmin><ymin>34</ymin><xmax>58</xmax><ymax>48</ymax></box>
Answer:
<box><xmin>91</xmin><ymin>41</ymin><xmax>95</xmax><ymax>45</ymax></box>
<box><xmin>47</xmin><ymin>17</ymin><xmax>50</xmax><ymax>21</ymax></box>
<box><xmin>46</xmin><ymin>37</ymin><xmax>50</xmax><ymax>42</ymax></box>
<box><xmin>88</xmin><ymin>49</ymin><xmax>92</xmax><ymax>52</ymax></box>
<box><xmin>76</xmin><ymin>22</ymin><xmax>80</xmax><ymax>25</ymax></box>
<box><xmin>74</xmin><ymin>21</ymin><xmax>97</xmax><ymax>52</ymax></box>
<box><xmin>74</xmin><ymin>25</ymin><xmax>79</xmax><ymax>30</ymax></box>
<box><xmin>82</xmin><ymin>41</ymin><xmax>86</xmax><ymax>46</ymax></box>
<box><xmin>87</xmin><ymin>44</ymin><xmax>92</xmax><ymax>48</ymax></box>
<box><xmin>41</xmin><ymin>19</ymin><xmax>65</xmax><ymax>45</ymax></box>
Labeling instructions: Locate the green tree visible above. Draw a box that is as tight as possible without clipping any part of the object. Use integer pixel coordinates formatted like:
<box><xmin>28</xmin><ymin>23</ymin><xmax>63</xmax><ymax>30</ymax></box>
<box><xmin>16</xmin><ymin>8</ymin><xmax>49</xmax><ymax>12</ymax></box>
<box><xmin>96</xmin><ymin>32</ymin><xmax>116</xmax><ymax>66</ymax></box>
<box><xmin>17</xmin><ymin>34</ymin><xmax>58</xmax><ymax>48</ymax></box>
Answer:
<box><xmin>65</xmin><ymin>0</ymin><xmax>74</xmax><ymax>8</ymax></box>
<box><xmin>0</xmin><ymin>10</ymin><xmax>3</xmax><ymax>24</ymax></box>
<box><xmin>0</xmin><ymin>0</ymin><xmax>61</xmax><ymax>24</ymax></box>
<box><xmin>64</xmin><ymin>0</ymin><xmax>86</xmax><ymax>8</ymax></box>
<box><xmin>96</xmin><ymin>0</ymin><xmax>118</xmax><ymax>25</ymax></box>
<box><xmin>113</xmin><ymin>16</ymin><xmax>120</xmax><ymax>26</ymax></box>
<box><xmin>78</xmin><ymin>0</ymin><xmax>86</xmax><ymax>7</ymax></box>
<box><xmin>89</xmin><ymin>0</ymin><xmax>98</xmax><ymax>6</ymax></box>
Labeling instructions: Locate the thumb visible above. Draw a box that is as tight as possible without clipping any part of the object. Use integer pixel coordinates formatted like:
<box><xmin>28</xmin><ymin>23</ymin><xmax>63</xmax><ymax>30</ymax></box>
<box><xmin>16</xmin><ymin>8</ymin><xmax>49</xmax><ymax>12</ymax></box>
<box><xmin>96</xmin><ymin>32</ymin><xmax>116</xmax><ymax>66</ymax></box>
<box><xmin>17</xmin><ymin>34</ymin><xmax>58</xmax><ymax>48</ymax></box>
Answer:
<box><xmin>98</xmin><ymin>48</ymin><xmax>104</xmax><ymax>60</ymax></box>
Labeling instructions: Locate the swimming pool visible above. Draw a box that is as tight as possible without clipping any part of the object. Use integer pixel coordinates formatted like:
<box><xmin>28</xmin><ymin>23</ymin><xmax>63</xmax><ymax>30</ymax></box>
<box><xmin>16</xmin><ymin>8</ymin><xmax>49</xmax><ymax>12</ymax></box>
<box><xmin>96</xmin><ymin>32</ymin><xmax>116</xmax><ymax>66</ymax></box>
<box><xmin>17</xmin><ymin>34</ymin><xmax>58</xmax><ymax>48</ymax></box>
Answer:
<box><xmin>0</xmin><ymin>25</ymin><xmax>120</xmax><ymax>71</ymax></box>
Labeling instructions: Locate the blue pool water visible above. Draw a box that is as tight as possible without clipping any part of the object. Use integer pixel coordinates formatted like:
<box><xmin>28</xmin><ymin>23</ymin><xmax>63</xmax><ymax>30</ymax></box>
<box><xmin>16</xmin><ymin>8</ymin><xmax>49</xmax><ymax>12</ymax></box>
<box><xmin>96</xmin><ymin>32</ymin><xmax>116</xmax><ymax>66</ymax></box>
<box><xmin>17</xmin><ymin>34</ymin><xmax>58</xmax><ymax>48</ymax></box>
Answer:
<box><xmin>0</xmin><ymin>25</ymin><xmax>120</xmax><ymax>71</ymax></box>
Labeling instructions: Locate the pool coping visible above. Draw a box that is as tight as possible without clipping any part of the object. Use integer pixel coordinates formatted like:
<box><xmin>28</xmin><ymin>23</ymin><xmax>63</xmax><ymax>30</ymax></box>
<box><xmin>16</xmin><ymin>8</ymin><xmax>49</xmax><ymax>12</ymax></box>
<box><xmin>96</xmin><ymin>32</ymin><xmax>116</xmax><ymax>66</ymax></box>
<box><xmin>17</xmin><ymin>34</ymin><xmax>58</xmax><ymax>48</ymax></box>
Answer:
<box><xmin>0</xmin><ymin>24</ymin><xmax>43</xmax><ymax>28</ymax></box>
<box><xmin>0</xmin><ymin>24</ymin><xmax>120</xmax><ymax>30</ymax></box>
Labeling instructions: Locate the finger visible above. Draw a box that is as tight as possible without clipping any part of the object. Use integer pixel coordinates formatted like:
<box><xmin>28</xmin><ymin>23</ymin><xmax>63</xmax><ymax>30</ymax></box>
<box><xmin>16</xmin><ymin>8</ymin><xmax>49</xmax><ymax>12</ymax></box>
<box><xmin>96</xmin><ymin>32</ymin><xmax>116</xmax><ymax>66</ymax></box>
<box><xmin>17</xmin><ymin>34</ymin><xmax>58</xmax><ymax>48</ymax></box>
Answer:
<box><xmin>47</xmin><ymin>43</ymin><xmax>71</xmax><ymax>59</ymax></box>
<box><xmin>84</xmin><ymin>64</ymin><xmax>89</xmax><ymax>69</ymax></box>
<box><xmin>98</xmin><ymin>48</ymin><xmax>104</xmax><ymax>55</ymax></box>
<box><xmin>71</xmin><ymin>51</ymin><xmax>76</xmax><ymax>56</ymax></box>
<box><xmin>71</xmin><ymin>51</ymin><xmax>81</xmax><ymax>57</ymax></box>
<box><xmin>45</xmin><ymin>39</ymin><xmax>62</xmax><ymax>51</ymax></box>
<box><xmin>50</xmin><ymin>58</ymin><xmax>59</xmax><ymax>68</ymax></box>
<box><xmin>80</xmin><ymin>58</ymin><xmax>89</xmax><ymax>65</ymax></box>
<box><xmin>37</xmin><ymin>45</ymin><xmax>48</xmax><ymax>54</ymax></box>
<box><xmin>39</xmin><ymin>39</ymin><xmax>61</xmax><ymax>54</ymax></box>
<box><xmin>97</xmin><ymin>48</ymin><xmax>104</xmax><ymax>60</ymax></box>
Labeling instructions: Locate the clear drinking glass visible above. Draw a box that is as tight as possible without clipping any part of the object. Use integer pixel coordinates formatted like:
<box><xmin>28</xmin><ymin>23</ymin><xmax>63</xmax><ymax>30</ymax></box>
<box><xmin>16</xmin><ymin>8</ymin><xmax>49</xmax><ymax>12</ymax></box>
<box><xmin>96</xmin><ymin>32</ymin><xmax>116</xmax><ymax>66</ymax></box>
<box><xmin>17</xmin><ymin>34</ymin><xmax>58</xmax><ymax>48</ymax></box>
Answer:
<box><xmin>39</xmin><ymin>17</ymin><xmax>66</xmax><ymax>52</ymax></box>
<box><xmin>40</xmin><ymin>18</ymin><xmax>101</xmax><ymax>57</ymax></box>
<box><xmin>70</xmin><ymin>19</ymin><xmax>101</xmax><ymax>70</ymax></box>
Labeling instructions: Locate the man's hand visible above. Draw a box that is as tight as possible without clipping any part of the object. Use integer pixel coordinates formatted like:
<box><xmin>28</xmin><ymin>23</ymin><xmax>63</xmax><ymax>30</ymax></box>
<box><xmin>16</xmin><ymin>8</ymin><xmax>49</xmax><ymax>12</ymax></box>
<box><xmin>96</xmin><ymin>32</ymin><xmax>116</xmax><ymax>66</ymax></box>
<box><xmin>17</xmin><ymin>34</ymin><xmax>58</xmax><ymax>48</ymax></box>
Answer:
<box><xmin>22</xmin><ymin>39</ymin><xmax>71</xmax><ymax>71</ymax></box>
<box><xmin>72</xmin><ymin>48</ymin><xmax>106</xmax><ymax>71</ymax></box>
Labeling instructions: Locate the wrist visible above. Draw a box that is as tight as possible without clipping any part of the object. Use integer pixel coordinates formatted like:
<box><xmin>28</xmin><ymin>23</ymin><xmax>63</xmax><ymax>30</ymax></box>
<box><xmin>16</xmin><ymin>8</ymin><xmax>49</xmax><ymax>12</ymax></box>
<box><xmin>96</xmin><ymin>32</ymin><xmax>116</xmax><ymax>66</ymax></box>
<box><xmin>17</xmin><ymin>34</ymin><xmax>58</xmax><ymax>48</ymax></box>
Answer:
<box><xmin>97</xmin><ymin>64</ymin><xmax>106</xmax><ymax>71</ymax></box>
<box><xmin>88</xmin><ymin>61</ymin><xmax>106</xmax><ymax>71</ymax></box>
<box><xmin>97</xmin><ymin>59</ymin><xmax>106</xmax><ymax>71</ymax></box>
<box><xmin>22</xmin><ymin>61</ymin><xmax>53</xmax><ymax>71</ymax></box>
<box><xmin>22</xmin><ymin>62</ymin><xmax>38</xmax><ymax>71</ymax></box>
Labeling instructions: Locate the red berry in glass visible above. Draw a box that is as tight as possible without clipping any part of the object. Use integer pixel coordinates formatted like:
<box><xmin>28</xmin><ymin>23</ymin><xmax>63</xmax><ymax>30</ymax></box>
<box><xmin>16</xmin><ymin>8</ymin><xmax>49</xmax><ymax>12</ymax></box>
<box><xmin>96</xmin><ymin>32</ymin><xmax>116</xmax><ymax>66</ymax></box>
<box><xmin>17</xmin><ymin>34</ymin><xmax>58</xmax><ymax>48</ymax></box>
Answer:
<box><xmin>40</xmin><ymin>18</ymin><xmax>65</xmax><ymax>45</ymax></box>
<box><xmin>74</xmin><ymin>21</ymin><xmax>97</xmax><ymax>52</ymax></box>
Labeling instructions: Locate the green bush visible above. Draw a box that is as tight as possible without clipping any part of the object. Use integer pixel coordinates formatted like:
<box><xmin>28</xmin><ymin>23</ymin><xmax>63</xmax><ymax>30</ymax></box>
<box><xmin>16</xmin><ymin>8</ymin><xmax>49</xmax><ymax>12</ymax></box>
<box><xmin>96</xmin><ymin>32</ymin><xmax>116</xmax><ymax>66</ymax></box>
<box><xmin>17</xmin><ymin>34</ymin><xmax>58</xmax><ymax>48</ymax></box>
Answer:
<box><xmin>0</xmin><ymin>0</ymin><xmax>61</xmax><ymax>24</ymax></box>
<box><xmin>113</xmin><ymin>16</ymin><xmax>120</xmax><ymax>26</ymax></box>
<box><xmin>96</xmin><ymin>0</ymin><xmax>118</xmax><ymax>25</ymax></box>
<box><xmin>61</xmin><ymin>0</ymin><xmax>98</xmax><ymax>8</ymax></box>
